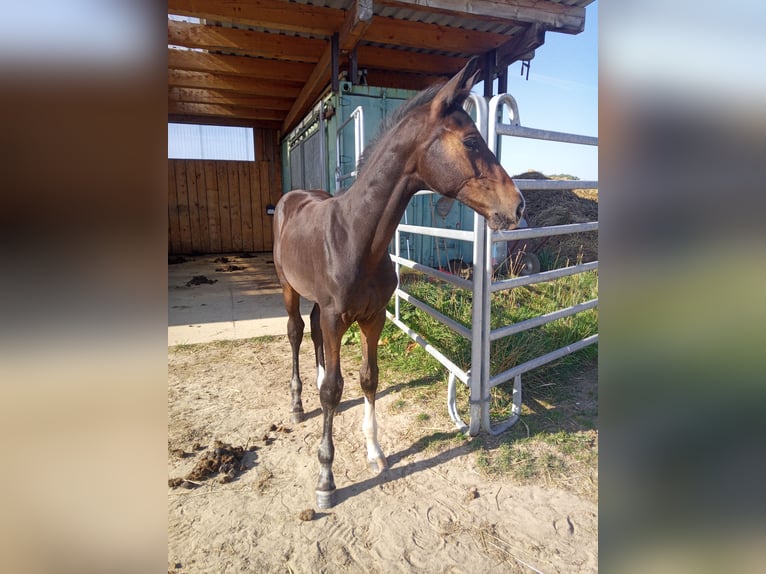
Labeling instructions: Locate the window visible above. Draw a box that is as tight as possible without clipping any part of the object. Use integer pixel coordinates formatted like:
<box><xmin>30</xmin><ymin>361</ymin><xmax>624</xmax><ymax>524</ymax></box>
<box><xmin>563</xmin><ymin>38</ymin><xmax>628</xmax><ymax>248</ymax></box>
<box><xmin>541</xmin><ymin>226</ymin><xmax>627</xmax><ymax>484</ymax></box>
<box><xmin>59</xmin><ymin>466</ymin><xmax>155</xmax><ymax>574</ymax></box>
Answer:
<box><xmin>168</xmin><ymin>123</ymin><xmax>255</xmax><ymax>161</ymax></box>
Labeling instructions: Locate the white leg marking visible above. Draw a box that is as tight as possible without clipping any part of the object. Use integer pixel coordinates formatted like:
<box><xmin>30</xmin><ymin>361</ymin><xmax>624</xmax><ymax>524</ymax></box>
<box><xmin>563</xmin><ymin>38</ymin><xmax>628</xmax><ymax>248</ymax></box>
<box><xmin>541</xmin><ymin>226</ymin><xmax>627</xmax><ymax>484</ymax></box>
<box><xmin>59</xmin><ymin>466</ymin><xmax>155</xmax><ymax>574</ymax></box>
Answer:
<box><xmin>362</xmin><ymin>397</ymin><xmax>384</xmax><ymax>461</ymax></box>
<box><xmin>316</xmin><ymin>365</ymin><xmax>325</xmax><ymax>390</ymax></box>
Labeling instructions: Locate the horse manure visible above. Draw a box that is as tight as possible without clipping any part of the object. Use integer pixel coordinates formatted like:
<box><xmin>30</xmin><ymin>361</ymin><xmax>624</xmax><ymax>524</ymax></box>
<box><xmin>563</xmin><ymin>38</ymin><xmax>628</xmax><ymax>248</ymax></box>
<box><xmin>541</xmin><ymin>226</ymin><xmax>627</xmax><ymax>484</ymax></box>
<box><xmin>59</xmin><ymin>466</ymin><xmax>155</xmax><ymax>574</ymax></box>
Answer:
<box><xmin>170</xmin><ymin>448</ymin><xmax>189</xmax><ymax>459</ymax></box>
<box><xmin>298</xmin><ymin>509</ymin><xmax>315</xmax><ymax>521</ymax></box>
<box><xmin>168</xmin><ymin>478</ymin><xmax>199</xmax><ymax>489</ymax></box>
<box><xmin>168</xmin><ymin>440</ymin><xmax>251</xmax><ymax>488</ymax></box>
<box><xmin>185</xmin><ymin>275</ymin><xmax>217</xmax><ymax>287</ymax></box>
<box><xmin>215</xmin><ymin>265</ymin><xmax>244</xmax><ymax>272</ymax></box>
<box><xmin>465</xmin><ymin>486</ymin><xmax>479</xmax><ymax>502</ymax></box>
<box><xmin>213</xmin><ymin>256</ymin><xmax>230</xmax><ymax>263</ymax></box>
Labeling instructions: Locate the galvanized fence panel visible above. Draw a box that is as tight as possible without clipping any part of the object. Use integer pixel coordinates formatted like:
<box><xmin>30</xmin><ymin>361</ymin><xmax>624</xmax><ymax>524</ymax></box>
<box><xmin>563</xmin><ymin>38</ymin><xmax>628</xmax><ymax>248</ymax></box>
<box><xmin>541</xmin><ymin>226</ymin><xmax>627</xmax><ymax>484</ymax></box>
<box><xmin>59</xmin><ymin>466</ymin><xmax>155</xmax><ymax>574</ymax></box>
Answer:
<box><xmin>478</xmin><ymin>92</ymin><xmax>599</xmax><ymax>434</ymax></box>
<box><xmin>335</xmin><ymin>92</ymin><xmax>598</xmax><ymax>435</ymax></box>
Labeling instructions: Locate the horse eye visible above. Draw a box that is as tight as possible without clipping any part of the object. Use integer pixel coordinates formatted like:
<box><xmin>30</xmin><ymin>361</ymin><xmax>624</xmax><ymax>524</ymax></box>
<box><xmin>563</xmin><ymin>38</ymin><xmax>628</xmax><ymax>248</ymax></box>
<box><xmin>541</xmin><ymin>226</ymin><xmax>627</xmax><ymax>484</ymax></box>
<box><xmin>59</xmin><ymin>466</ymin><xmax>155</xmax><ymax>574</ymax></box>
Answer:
<box><xmin>463</xmin><ymin>137</ymin><xmax>479</xmax><ymax>152</ymax></box>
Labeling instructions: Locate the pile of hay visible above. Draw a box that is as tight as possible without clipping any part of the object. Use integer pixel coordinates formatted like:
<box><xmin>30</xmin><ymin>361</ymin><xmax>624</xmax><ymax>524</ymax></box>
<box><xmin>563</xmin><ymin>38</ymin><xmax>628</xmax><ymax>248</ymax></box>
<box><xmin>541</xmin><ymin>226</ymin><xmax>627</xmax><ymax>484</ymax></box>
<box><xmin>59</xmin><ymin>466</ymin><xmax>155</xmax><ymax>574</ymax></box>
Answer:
<box><xmin>512</xmin><ymin>171</ymin><xmax>598</xmax><ymax>265</ymax></box>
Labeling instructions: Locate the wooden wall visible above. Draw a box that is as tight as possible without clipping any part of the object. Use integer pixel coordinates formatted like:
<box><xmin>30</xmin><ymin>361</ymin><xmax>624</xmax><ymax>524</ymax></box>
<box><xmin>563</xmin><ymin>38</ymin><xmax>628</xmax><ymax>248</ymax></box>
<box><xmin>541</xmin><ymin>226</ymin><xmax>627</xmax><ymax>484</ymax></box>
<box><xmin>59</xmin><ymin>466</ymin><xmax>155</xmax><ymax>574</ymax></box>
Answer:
<box><xmin>168</xmin><ymin>128</ymin><xmax>282</xmax><ymax>254</ymax></box>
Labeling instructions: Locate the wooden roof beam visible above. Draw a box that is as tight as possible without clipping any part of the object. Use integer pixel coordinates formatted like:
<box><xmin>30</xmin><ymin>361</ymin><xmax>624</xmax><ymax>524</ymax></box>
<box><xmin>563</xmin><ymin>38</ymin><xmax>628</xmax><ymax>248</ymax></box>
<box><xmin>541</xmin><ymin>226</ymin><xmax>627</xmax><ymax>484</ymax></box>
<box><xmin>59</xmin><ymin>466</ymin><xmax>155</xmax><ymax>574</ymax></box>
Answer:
<box><xmin>168</xmin><ymin>88</ymin><xmax>292</xmax><ymax>111</ymax></box>
<box><xmin>169</xmin><ymin>101</ymin><xmax>286</xmax><ymax>122</ymax></box>
<box><xmin>168</xmin><ymin>19</ymin><xmax>325</xmax><ymax>62</ymax></box>
<box><xmin>168</xmin><ymin>0</ymin><xmax>343</xmax><ymax>36</ymax></box>
<box><xmin>377</xmin><ymin>0</ymin><xmax>586</xmax><ymax>34</ymax></box>
<box><xmin>362</xmin><ymin>69</ymin><xmax>446</xmax><ymax>91</ymax></box>
<box><xmin>168</xmin><ymin>70</ymin><xmax>303</xmax><ymax>98</ymax></box>
<box><xmin>168</xmin><ymin>114</ymin><xmax>281</xmax><ymax>130</ymax></box>
<box><xmin>356</xmin><ymin>46</ymin><xmax>468</xmax><ymax>75</ymax></box>
<box><xmin>168</xmin><ymin>48</ymin><xmax>314</xmax><ymax>82</ymax></box>
<box><xmin>365</xmin><ymin>15</ymin><xmax>512</xmax><ymax>55</ymax></box>
<box><xmin>282</xmin><ymin>1</ymin><xmax>373</xmax><ymax>133</ymax></box>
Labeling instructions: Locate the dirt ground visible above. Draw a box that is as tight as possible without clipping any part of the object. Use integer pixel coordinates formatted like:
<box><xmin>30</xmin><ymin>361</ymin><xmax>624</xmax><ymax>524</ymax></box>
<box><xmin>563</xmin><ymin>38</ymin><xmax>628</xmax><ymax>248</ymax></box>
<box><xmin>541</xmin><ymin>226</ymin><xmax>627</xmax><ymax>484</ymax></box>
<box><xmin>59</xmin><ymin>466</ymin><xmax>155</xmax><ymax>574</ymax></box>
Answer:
<box><xmin>168</xmin><ymin>338</ymin><xmax>597</xmax><ymax>573</ymax></box>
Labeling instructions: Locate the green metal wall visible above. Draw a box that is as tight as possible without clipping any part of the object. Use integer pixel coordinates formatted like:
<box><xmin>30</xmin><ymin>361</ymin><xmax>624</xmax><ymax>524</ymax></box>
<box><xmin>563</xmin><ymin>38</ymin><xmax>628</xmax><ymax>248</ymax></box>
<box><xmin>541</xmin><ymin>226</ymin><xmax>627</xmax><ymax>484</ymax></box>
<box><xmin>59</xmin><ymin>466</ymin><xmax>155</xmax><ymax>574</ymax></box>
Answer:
<box><xmin>281</xmin><ymin>82</ymin><xmax>477</xmax><ymax>266</ymax></box>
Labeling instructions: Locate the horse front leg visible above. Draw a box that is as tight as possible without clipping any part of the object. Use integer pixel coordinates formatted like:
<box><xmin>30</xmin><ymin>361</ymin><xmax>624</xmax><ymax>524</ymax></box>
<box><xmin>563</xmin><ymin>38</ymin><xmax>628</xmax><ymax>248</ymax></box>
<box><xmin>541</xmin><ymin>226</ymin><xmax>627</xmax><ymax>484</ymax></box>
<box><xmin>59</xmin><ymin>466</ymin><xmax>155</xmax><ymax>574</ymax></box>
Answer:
<box><xmin>282</xmin><ymin>285</ymin><xmax>305</xmax><ymax>423</ymax></box>
<box><xmin>315</xmin><ymin>313</ymin><xmax>347</xmax><ymax>509</ymax></box>
<box><xmin>359</xmin><ymin>309</ymin><xmax>388</xmax><ymax>474</ymax></box>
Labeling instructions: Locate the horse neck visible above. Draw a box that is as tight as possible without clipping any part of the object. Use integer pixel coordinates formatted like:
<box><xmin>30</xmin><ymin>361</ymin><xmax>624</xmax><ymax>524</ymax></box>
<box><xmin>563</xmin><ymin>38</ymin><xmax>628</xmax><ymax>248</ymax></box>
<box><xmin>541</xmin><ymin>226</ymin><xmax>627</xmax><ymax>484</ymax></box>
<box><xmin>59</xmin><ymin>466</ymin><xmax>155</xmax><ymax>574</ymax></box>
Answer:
<box><xmin>338</xmin><ymin>132</ymin><xmax>423</xmax><ymax>265</ymax></box>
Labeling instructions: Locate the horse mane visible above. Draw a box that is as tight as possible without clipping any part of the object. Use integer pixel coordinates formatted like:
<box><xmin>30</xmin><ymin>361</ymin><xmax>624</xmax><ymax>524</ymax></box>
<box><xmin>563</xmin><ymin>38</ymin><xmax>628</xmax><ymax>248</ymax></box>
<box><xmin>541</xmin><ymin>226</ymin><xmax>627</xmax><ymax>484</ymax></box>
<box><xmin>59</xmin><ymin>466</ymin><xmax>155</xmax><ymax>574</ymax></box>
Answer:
<box><xmin>355</xmin><ymin>82</ymin><xmax>444</xmax><ymax>177</ymax></box>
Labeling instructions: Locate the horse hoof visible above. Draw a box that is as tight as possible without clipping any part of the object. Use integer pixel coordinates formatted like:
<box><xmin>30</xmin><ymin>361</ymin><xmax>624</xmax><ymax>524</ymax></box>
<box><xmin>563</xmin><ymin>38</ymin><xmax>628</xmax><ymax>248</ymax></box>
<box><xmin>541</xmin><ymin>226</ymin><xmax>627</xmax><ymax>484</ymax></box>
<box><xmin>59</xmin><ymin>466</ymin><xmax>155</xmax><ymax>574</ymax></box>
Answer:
<box><xmin>315</xmin><ymin>489</ymin><xmax>335</xmax><ymax>509</ymax></box>
<box><xmin>291</xmin><ymin>411</ymin><xmax>304</xmax><ymax>424</ymax></box>
<box><xmin>368</xmin><ymin>456</ymin><xmax>389</xmax><ymax>474</ymax></box>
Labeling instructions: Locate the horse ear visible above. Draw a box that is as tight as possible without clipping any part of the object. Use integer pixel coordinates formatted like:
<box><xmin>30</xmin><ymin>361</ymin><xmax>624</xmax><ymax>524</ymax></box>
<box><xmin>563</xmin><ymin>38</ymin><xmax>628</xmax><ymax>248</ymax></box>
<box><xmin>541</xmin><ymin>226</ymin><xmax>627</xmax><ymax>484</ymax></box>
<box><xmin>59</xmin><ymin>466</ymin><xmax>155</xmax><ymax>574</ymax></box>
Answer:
<box><xmin>430</xmin><ymin>56</ymin><xmax>481</xmax><ymax>117</ymax></box>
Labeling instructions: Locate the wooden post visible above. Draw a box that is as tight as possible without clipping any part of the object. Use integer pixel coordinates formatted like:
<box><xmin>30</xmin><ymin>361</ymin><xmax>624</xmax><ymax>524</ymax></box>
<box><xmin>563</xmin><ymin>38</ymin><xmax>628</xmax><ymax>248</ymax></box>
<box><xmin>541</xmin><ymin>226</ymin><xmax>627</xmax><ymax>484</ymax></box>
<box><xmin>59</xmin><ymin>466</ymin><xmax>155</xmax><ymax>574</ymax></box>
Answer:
<box><xmin>497</xmin><ymin>65</ymin><xmax>508</xmax><ymax>94</ymax></box>
<box><xmin>483</xmin><ymin>50</ymin><xmax>495</xmax><ymax>98</ymax></box>
<box><xmin>331</xmin><ymin>32</ymin><xmax>339</xmax><ymax>93</ymax></box>
<box><xmin>350</xmin><ymin>47</ymin><xmax>358</xmax><ymax>85</ymax></box>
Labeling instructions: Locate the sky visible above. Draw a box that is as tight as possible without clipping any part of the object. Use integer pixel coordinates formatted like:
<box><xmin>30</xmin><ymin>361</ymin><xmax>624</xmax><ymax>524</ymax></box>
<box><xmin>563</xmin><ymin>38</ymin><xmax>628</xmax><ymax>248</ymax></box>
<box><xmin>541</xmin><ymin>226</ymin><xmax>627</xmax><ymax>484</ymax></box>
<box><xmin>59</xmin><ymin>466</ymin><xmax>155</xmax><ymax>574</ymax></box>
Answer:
<box><xmin>478</xmin><ymin>1</ymin><xmax>598</xmax><ymax>181</ymax></box>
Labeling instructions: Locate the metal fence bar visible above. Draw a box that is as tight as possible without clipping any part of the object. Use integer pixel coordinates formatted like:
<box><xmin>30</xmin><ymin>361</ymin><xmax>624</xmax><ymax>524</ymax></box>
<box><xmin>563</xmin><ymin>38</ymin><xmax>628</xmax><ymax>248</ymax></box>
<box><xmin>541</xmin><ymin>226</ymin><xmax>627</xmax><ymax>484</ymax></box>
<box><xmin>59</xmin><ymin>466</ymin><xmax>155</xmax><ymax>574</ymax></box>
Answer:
<box><xmin>491</xmin><ymin>261</ymin><xmax>599</xmax><ymax>293</ymax></box>
<box><xmin>394</xmin><ymin>289</ymin><xmax>472</xmax><ymax>340</ymax></box>
<box><xmin>496</xmin><ymin>124</ymin><xmax>599</xmax><ymax>146</ymax></box>
<box><xmin>466</xmin><ymin>92</ymin><xmax>490</xmax><ymax>437</ymax></box>
<box><xmin>514</xmin><ymin>179</ymin><xmax>599</xmax><ymax>191</ymax></box>
<box><xmin>490</xmin><ymin>299</ymin><xmax>599</xmax><ymax>341</ymax></box>
<box><xmin>390</xmin><ymin>255</ymin><xmax>473</xmax><ymax>290</ymax></box>
<box><xmin>493</xmin><ymin>221</ymin><xmax>598</xmax><ymax>242</ymax></box>
<box><xmin>396</xmin><ymin>223</ymin><xmax>476</xmax><ymax>242</ymax></box>
<box><xmin>488</xmin><ymin>334</ymin><xmax>599</xmax><ymax>390</ymax></box>
<box><xmin>386</xmin><ymin>313</ymin><xmax>469</xmax><ymax>384</ymax></box>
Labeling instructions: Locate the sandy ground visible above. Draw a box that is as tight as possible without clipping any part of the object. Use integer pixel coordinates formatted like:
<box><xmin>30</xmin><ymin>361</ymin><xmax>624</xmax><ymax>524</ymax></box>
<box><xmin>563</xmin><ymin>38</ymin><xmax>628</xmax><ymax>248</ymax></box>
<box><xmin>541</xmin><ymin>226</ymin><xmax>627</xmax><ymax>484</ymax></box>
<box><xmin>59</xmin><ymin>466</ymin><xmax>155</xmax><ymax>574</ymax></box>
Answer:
<box><xmin>168</xmin><ymin>337</ymin><xmax>597</xmax><ymax>573</ymax></box>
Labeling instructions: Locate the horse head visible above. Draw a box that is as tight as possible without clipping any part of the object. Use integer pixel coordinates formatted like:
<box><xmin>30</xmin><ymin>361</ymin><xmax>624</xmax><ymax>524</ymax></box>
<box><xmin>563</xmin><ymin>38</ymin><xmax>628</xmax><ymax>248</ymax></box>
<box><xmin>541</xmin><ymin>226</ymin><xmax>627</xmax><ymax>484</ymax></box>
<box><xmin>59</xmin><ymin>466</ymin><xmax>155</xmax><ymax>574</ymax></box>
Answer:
<box><xmin>413</xmin><ymin>57</ymin><xmax>525</xmax><ymax>231</ymax></box>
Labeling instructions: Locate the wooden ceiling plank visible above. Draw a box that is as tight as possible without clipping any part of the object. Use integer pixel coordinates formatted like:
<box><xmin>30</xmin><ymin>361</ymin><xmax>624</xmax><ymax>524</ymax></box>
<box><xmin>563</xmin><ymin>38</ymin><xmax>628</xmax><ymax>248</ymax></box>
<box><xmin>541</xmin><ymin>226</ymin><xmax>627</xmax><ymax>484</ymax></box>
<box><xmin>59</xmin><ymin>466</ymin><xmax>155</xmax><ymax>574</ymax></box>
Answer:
<box><xmin>169</xmin><ymin>101</ymin><xmax>286</xmax><ymax>122</ymax></box>
<box><xmin>168</xmin><ymin>48</ymin><xmax>315</xmax><ymax>82</ymax></box>
<box><xmin>168</xmin><ymin>70</ymin><xmax>302</xmax><ymax>98</ymax></box>
<box><xmin>355</xmin><ymin>46</ymin><xmax>468</xmax><ymax>75</ymax></box>
<box><xmin>362</xmin><ymin>69</ymin><xmax>445</xmax><ymax>91</ymax></box>
<box><xmin>169</xmin><ymin>87</ymin><xmax>292</xmax><ymax>111</ymax></box>
<box><xmin>168</xmin><ymin>19</ymin><xmax>325</xmax><ymax>62</ymax></box>
<box><xmin>365</xmin><ymin>16</ymin><xmax>511</xmax><ymax>54</ymax></box>
<box><xmin>169</xmin><ymin>114</ymin><xmax>282</xmax><ymax>130</ymax></box>
<box><xmin>376</xmin><ymin>0</ymin><xmax>586</xmax><ymax>34</ymax></box>
<box><xmin>168</xmin><ymin>0</ymin><xmax>344</xmax><ymax>36</ymax></box>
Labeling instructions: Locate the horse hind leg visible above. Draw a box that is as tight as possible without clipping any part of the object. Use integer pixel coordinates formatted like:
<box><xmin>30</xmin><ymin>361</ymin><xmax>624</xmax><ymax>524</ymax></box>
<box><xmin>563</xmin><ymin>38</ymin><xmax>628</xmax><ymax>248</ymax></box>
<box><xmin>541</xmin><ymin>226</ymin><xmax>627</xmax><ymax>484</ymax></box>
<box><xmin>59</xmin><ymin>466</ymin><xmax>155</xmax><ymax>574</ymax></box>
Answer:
<box><xmin>310</xmin><ymin>303</ymin><xmax>325</xmax><ymax>391</ymax></box>
<box><xmin>282</xmin><ymin>284</ymin><xmax>305</xmax><ymax>423</ymax></box>
<box><xmin>359</xmin><ymin>310</ymin><xmax>388</xmax><ymax>474</ymax></box>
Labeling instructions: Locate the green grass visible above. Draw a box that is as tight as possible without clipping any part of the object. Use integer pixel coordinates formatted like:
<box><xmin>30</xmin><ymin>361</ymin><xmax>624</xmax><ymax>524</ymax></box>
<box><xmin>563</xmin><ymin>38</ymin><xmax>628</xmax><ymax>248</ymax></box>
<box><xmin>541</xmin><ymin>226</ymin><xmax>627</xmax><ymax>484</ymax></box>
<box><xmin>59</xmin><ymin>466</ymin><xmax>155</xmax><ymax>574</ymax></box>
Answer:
<box><xmin>375</xmin><ymin>263</ymin><xmax>598</xmax><ymax>496</ymax></box>
<box><xmin>388</xmin><ymin>268</ymin><xmax>597</xmax><ymax>409</ymax></box>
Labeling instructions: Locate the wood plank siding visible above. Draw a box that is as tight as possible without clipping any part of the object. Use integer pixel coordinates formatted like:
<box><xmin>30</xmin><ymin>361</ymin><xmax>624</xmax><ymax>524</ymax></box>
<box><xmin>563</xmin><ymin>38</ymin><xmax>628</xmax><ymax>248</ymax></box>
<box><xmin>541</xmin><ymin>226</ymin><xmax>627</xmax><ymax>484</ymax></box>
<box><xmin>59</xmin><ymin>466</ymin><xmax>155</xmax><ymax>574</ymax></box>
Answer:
<box><xmin>168</xmin><ymin>130</ymin><xmax>282</xmax><ymax>254</ymax></box>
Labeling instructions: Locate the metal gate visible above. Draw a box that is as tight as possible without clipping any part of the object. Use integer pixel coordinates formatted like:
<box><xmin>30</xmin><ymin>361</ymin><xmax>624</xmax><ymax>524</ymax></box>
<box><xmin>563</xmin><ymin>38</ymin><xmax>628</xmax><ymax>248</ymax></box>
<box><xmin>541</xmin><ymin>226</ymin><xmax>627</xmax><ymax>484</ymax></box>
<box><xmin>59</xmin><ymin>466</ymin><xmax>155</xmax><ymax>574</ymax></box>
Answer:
<box><xmin>287</xmin><ymin>102</ymin><xmax>327</xmax><ymax>191</ymax></box>
<box><xmin>390</xmin><ymin>93</ymin><xmax>598</xmax><ymax>435</ymax></box>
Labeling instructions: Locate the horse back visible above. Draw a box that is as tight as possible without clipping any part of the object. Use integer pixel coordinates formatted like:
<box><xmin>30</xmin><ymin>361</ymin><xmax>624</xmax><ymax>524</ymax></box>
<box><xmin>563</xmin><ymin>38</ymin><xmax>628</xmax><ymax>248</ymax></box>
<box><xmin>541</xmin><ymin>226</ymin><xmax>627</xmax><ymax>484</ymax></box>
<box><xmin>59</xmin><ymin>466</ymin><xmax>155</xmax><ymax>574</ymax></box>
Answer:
<box><xmin>273</xmin><ymin>190</ymin><xmax>335</xmax><ymax>300</ymax></box>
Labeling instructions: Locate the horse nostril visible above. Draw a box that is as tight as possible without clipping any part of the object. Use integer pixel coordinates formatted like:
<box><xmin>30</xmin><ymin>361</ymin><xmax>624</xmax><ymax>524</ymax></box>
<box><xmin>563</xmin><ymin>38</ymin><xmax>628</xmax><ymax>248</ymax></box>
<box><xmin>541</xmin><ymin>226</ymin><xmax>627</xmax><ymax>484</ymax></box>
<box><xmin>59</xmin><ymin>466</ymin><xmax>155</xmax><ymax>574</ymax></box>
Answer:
<box><xmin>516</xmin><ymin>199</ymin><xmax>525</xmax><ymax>222</ymax></box>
